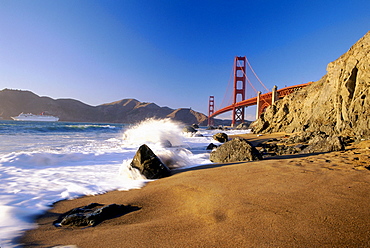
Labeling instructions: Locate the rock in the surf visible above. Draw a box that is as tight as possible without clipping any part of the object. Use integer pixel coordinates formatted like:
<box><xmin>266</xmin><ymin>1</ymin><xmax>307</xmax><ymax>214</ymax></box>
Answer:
<box><xmin>210</xmin><ymin>137</ymin><xmax>262</xmax><ymax>163</ymax></box>
<box><xmin>212</xmin><ymin>132</ymin><xmax>229</xmax><ymax>143</ymax></box>
<box><xmin>130</xmin><ymin>144</ymin><xmax>171</xmax><ymax>179</ymax></box>
<box><xmin>182</xmin><ymin>126</ymin><xmax>197</xmax><ymax>133</ymax></box>
<box><xmin>206</xmin><ymin>143</ymin><xmax>218</xmax><ymax>150</ymax></box>
<box><xmin>54</xmin><ymin>203</ymin><xmax>139</xmax><ymax>227</ymax></box>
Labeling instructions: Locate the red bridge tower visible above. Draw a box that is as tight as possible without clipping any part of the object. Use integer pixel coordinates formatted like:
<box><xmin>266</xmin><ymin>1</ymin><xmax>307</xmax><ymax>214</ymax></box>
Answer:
<box><xmin>232</xmin><ymin>56</ymin><xmax>246</xmax><ymax>126</ymax></box>
<box><xmin>208</xmin><ymin>96</ymin><xmax>215</xmax><ymax>126</ymax></box>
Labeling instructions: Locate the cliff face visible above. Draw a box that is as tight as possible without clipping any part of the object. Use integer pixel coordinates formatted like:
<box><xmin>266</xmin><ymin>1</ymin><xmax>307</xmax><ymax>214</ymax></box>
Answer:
<box><xmin>251</xmin><ymin>31</ymin><xmax>370</xmax><ymax>139</ymax></box>
<box><xmin>0</xmin><ymin>89</ymin><xmax>208</xmax><ymax>125</ymax></box>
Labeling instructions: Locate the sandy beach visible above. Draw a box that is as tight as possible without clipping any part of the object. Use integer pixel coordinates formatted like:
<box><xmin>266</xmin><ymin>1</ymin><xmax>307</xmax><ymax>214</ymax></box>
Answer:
<box><xmin>20</xmin><ymin>133</ymin><xmax>370</xmax><ymax>248</ymax></box>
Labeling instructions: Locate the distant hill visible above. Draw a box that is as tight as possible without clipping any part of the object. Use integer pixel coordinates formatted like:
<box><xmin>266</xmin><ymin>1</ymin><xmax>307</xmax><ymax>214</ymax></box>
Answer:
<box><xmin>0</xmin><ymin>89</ymin><xmax>213</xmax><ymax>125</ymax></box>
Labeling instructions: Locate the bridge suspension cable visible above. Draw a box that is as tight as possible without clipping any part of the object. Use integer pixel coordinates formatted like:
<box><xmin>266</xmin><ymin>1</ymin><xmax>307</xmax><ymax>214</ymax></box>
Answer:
<box><xmin>237</xmin><ymin>58</ymin><xmax>270</xmax><ymax>106</ymax></box>
<box><xmin>218</xmin><ymin>57</ymin><xmax>269</xmax><ymax>111</ymax></box>
<box><xmin>238</xmin><ymin>57</ymin><xmax>269</xmax><ymax>93</ymax></box>
<box><xmin>245</xmin><ymin>57</ymin><xmax>269</xmax><ymax>92</ymax></box>
<box><xmin>208</xmin><ymin>56</ymin><xmax>271</xmax><ymax>126</ymax></box>
<box><xmin>208</xmin><ymin>56</ymin><xmax>313</xmax><ymax>126</ymax></box>
<box><xmin>245</xmin><ymin>75</ymin><xmax>258</xmax><ymax>94</ymax></box>
<box><xmin>219</xmin><ymin>64</ymin><xmax>235</xmax><ymax>110</ymax></box>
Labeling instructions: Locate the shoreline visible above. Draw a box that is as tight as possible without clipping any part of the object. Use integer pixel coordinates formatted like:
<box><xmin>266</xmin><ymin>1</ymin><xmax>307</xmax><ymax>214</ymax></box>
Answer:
<box><xmin>20</xmin><ymin>133</ymin><xmax>370</xmax><ymax>247</ymax></box>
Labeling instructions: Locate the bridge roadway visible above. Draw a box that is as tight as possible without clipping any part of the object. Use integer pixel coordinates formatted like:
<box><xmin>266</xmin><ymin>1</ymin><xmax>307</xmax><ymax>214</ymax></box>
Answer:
<box><xmin>210</xmin><ymin>82</ymin><xmax>312</xmax><ymax>119</ymax></box>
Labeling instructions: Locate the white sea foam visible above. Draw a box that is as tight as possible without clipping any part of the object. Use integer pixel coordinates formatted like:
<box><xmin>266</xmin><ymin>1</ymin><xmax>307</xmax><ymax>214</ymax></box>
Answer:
<box><xmin>122</xmin><ymin>118</ymin><xmax>185</xmax><ymax>147</ymax></box>
<box><xmin>0</xmin><ymin>119</ymin><xmax>250</xmax><ymax>247</ymax></box>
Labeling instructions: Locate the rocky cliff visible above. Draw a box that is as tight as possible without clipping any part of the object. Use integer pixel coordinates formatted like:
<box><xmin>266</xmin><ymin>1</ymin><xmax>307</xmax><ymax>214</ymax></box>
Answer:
<box><xmin>251</xmin><ymin>31</ymin><xmax>370</xmax><ymax>139</ymax></box>
<box><xmin>0</xmin><ymin>89</ymin><xmax>208</xmax><ymax>125</ymax></box>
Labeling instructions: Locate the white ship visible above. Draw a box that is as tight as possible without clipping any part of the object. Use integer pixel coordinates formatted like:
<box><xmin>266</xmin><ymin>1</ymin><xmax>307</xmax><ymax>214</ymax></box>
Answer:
<box><xmin>11</xmin><ymin>112</ymin><xmax>59</xmax><ymax>122</ymax></box>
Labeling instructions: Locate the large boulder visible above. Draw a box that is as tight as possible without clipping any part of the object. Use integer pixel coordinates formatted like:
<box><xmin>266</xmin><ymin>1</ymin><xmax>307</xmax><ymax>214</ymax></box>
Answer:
<box><xmin>210</xmin><ymin>137</ymin><xmax>262</xmax><ymax>163</ymax></box>
<box><xmin>130</xmin><ymin>144</ymin><xmax>171</xmax><ymax>179</ymax></box>
<box><xmin>251</xmin><ymin>31</ymin><xmax>370</xmax><ymax>140</ymax></box>
<box><xmin>212</xmin><ymin>132</ymin><xmax>229</xmax><ymax>143</ymax></box>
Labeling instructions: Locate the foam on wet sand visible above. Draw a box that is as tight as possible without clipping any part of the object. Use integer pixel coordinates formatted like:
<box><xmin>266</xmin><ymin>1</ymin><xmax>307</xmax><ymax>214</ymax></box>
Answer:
<box><xmin>20</xmin><ymin>134</ymin><xmax>370</xmax><ymax>248</ymax></box>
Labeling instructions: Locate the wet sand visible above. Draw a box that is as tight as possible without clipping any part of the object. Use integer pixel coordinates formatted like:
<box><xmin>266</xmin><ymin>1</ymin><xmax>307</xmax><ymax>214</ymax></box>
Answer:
<box><xmin>20</xmin><ymin>133</ymin><xmax>370</xmax><ymax>248</ymax></box>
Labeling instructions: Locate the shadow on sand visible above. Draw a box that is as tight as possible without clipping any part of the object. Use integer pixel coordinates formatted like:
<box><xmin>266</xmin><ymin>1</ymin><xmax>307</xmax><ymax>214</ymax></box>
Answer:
<box><xmin>171</xmin><ymin>151</ymin><xmax>328</xmax><ymax>176</ymax></box>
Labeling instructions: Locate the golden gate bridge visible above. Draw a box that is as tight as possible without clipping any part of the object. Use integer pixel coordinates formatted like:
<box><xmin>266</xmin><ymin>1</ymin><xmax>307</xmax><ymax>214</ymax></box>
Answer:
<box><xmin>208</xmin><ymin>56</ymin><xmax>311</xmax><ymax>126</ymax></box>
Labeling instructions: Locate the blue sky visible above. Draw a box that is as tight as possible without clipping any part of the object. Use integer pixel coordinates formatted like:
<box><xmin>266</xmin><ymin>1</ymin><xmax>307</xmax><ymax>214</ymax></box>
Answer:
<box><xmin>0</xmin><ymin>0</ymin><xmax>369</xmax><ymax>120</ymax></box>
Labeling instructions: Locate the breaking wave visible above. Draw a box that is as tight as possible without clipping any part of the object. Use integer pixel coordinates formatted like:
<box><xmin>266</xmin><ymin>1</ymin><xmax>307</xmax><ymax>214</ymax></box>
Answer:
<box><xmin>122</xmin><ymin>118</ymin><xmax>185</xmax><ymax>147</ymax></box>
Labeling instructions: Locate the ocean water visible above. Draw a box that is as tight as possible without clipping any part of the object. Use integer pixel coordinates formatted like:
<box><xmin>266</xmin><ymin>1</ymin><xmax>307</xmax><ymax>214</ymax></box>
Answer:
<box><xmin>0</xmin><ymin>118</ymin><xmax>249</xmax><ymax>247</ymax></box>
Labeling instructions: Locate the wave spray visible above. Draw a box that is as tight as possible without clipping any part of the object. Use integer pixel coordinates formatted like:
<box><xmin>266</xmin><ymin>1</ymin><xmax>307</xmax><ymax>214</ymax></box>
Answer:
<box><xmin>122</xmin><ymin>118</ymin><xmax>185</xmax><ymax>147</ymax></box>
<box><xmin>120</xmin><ymin>118</ymin><xmax>196</xmax><ymax>175</ymax></box>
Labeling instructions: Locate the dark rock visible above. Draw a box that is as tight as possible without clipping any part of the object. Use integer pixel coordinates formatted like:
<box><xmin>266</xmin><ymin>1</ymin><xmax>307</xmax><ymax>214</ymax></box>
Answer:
<box><xmin>235</xmin><ymin>122</ymin><xmax>250</xmax><ymax>130</ymax></box>
<box><xmin>206</xmin><ymin>143</ymin><xmax>218</xmax><ymax>150</ymax></box>
<box><xmin>302</xmin><ymin>136</ymin><xmax>345</xmax><ymax>153</ymax></box>
<box><xmin>307</xmin><ymin>132</ymin><xmax>330</xmax><ymax>145</ymax></box>
<box><xmin>130</xmin><ymin>144</ymin><xmax>171</xmax><ymax>179</ymax></box>
<box><xmin>294</xmin><ymin>144</ymin><xmax>307</xmax><ymax>151</ymax></box>
<box><xmin>259</xmin><ymin>132</ymin><xmax>345</xmax><ymax>157</ymax></box>
<box><xmin>182</xmin><ymin>126</ymin><xmax>197</xmax><ymax>133</ymax></box>
<box><xmin>212</xmin><ymin>132</ymin><xmax>229</xmax><ymax>143</ymax></box>
<box><xmin>210</xmin><ymin>137</ymin><xmax>262</xmax><ymax>163</ymax></box>
<box><xmin>285</xmin><ymin>132</ymin><xmax>316</xmax><ymax>144</ymax></box>
<box><xmin>54</xmin><ymin>203</ymin><xmax>140</xmax><ymax>227</ymax></box>
<box><xmin>207</xmin><ymin>126</ymin><xmax>217</xmax><ymax>130</ymax></box>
